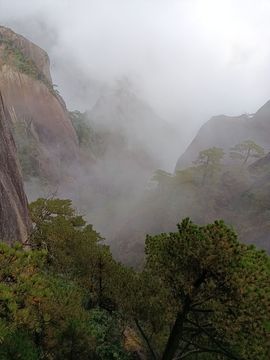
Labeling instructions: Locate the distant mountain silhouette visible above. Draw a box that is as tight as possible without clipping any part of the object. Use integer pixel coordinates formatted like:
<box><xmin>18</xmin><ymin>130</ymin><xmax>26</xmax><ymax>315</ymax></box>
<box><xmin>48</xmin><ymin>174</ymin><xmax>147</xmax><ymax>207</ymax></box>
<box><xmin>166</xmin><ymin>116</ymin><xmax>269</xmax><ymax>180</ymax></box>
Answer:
<box><xmin>176</xmin><ymin>100</ymin><xmax>270</xmax><ymax>169</ymax></box>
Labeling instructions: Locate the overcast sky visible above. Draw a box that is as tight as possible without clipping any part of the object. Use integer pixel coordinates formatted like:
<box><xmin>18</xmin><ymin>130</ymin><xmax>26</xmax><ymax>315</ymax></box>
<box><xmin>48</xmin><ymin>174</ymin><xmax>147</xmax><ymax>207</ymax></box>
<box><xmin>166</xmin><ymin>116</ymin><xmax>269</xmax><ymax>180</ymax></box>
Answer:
<box><xmin>1</xmin><ymin>0</ymin><xmax>270</xmax><ymax>142</ymax></box>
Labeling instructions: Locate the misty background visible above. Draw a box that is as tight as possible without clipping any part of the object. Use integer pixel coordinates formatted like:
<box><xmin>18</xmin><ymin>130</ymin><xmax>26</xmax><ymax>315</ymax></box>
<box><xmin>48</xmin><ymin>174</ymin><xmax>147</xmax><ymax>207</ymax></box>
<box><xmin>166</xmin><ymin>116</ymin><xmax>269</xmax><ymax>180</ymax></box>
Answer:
<box><xmin>1</xmin><ymin>0</ymin><xmax>270</xmax><ymax>168</ymax></box>
<box><xmin>1</xmin><ymin>0</ymin><xmax>270</xmax><ymax>259</ymax></box>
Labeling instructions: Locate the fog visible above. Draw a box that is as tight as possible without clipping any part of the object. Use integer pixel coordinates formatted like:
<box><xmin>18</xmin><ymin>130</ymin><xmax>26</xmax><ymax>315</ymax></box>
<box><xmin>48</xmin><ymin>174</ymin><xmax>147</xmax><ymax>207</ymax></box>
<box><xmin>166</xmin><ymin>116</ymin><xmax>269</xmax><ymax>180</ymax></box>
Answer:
<box><xmin>1</xmin><ymin>1</ymin><xmax>270</xmax><ymax>260</ymax></box>
<box><xmin>2</xmin><ymin>0</ymin><xmax>270</xmax><ymax>148</ymax></box>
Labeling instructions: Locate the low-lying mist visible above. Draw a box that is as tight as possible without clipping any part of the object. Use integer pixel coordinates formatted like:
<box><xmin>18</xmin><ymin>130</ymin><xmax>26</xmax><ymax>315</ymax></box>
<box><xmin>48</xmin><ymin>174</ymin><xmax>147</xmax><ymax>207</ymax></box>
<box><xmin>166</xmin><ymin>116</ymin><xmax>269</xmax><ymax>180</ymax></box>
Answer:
<box><xmin>2</xmin><ymin>0</ymin><xmax>270</xmax><ymax>264</ymax></box>
<box><xmin>2</xmin><ymin>0</ymin><xmax>270</xmax><ymax>139</ymax></box>
<box><xmin>23</xmin><ymin>79</ymin><xmax>182</xmax><ymax>251</ymax></box>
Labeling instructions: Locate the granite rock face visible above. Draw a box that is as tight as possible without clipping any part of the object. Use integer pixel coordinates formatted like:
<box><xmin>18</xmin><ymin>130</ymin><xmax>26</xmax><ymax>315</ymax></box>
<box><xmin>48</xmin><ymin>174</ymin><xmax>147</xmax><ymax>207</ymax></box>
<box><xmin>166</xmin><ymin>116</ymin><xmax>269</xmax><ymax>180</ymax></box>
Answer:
<box><xmin>0</xmin><ymin>26</ymin><xmax>79</xmax><ymax>181</ymax></box>
<box><xmin>0</xmin><ymin>92</ymin><xmax>30</xmax><ymax>244</ymax></box>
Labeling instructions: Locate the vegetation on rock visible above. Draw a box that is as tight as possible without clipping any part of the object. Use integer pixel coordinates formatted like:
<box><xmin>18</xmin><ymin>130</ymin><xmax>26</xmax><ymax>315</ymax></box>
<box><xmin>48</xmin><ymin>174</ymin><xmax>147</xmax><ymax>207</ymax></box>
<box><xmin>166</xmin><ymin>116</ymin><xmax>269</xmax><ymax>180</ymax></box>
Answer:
<box><xmin>69</xmin><ymin>110</ymin><xmax>104</xmax><ymax>157</ymax></box>
<box><xmin>193</xmin><ymin>147</ymin><xmax>225</xmax><ymax>185</ymax></box>
<box><xmin>0</xmin><ymin>36</ymin><xmax>56</xmax><ymax>95</ymax></box>
<box><xmin>230</xmin><ymin>140</ymin><xmax>265</xmax><ymax>165</ymax></box>
<box><xmin>11</xmin><ymin>118</ymin><xmax>41</xmax><ymax>180</ymax></box>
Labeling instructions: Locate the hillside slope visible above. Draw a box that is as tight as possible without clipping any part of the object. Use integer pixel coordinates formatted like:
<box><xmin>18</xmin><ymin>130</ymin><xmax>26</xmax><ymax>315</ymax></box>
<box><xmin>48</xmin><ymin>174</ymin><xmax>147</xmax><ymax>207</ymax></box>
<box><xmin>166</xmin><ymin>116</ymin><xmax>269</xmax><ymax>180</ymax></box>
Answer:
<box><xmin>114</xmin><ymin>99</ymin><xmax>270</xmax><ymax>265</ymax></box>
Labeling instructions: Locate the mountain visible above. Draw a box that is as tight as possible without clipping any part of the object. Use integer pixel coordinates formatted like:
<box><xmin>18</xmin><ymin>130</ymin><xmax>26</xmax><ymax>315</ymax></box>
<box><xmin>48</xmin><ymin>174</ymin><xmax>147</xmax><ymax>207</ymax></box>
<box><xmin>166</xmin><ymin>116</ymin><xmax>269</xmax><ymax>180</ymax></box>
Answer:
<box><xmin>0</xmin><ymin>26</ymin><xmax>79</xmax><ymax>182</ymax></box>
<box><xmin>67</xmin><ymin>84</ymin><xmax>178</xmax><ymax>240</ymax></box>
<box><xmin>88</xmin><ymin>80</ymin><xmax>179</xmax><ymax>170</ymax></box>
<box><xmin>0</xmin><ymin>26</ymin><xmax>180</xmax><ymax>245</ymax></box>
<box><xmin>0</xmin><ymin>92</ymin><xmax>30</xmax><ymax>244</ymax></box>
<box><xmin>114</xmin><ymin>100</ymin><xmax>270</xmax><ymax>265</ymax></box>
<box><xmin>176</xmin><ymin>100</ymin><xmax>270</xmax><ymax>169</ymax></box>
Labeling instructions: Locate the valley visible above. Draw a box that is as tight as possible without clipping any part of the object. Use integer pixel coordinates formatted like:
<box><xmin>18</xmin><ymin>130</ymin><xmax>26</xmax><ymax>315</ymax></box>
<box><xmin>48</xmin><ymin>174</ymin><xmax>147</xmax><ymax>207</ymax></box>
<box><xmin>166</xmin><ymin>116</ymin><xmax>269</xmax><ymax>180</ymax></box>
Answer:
<box><xmin>0</xmin><ymin>21</ymin><xmax>269</xmax><ymax>360</ymax></box>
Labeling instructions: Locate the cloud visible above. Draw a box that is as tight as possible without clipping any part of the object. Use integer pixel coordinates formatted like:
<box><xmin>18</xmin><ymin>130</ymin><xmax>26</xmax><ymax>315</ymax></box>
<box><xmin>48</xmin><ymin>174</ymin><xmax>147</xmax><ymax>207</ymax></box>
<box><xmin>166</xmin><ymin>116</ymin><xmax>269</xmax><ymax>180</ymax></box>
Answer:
<box><xmin>1</xmin><ymin>0</ymin><xmax>270</xmax><ymax>142</ymax></box>
<box><xmin>2</xmin><ymin>0</ymin><xmax>270</xmax><ymax>246</ymax></box>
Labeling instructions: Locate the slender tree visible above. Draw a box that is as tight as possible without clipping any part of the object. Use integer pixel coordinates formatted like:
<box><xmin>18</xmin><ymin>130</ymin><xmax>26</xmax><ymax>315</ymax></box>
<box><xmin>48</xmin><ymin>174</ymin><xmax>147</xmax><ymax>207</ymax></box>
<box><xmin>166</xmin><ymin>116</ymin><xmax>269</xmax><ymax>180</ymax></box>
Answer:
<box><xmin>194</xmin><ymin>147</ymin><xmax>224</xmax><ymax>185</ymax></box>
<box><xmin>230</xmin><ymin>140</ymin><xmax>265</xmax><ymax>165</ymax></box>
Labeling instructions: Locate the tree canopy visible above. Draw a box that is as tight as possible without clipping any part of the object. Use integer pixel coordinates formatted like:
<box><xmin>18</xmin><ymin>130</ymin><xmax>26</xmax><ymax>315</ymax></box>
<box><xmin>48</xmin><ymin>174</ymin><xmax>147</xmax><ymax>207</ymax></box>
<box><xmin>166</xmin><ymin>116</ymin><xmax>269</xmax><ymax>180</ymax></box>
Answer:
<box><xmin>119</xmin><ymin>219</ymin><xmax>270</xmax><ymax>360</ymax></box>
<box><xmin>194</xmin><ymin>147</ymin><xmax>225</xmax><ymax>185</ymax></box>
<box><xmin>0</xmin><ymin>198</ymin><xmax>269</xmax><ymax>359</ymax></box>
<box><xmin>230</xmin><ymin>140</ymin><xmax>265</xmax><ymax>165</ymax></box>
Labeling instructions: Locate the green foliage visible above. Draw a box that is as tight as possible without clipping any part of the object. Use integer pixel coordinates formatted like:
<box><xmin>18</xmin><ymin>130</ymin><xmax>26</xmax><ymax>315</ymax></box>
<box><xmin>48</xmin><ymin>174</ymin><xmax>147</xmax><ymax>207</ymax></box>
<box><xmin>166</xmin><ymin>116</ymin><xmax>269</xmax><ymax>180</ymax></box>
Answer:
<box><xmin>131</xmin><ymin>141</ymin><xmax>269</xmax><ymax>266</ymax></box>
<box><xmin>194</xmin><ymin>147</ymin><xmax>225</xmax><ymax>167</ymax></box>
<box><xmin>0</xmin><ymin>38</ymin><xmax>53</xmax><ymax>91</ymax></box>
<box><xmin>1</xmin><ymin>196</ymin><xmax>269</xmax><ymax>359</ymax></box>
<box><xmin>230</xmin><ymin>140</ymin><xmax>265</xmax><ymax>165</ymax></box>
<box><xmin>11</xmin><ymin>119</ymin><xmax>40</xmax><ymax>180</ymax></box>
<box><xmin>29</xmin><ymin>198</ymin><xmax>120</xmax><ymax>307</ymax></box>
<box><xmin>89</xmin><ymin>309</ymin><xmax>130</xmax><ymax>360</ymax></box>
<box><xmin>69</xmin><ymin>111</ymin><xmax>93</xmax><ymax>147</ymax></box>
<box><xmin>69</xmin><ymin>111</ymin><xmax>104</xmax><ymax>157</ymax></box>
<box><xmin>121</xmin><ymin>219</ymin><xmax>270</xmax><ymax>360</ymax></box>
<box><xmin>0</xmin><ymin>199</ymin><xmax>132</xmax><ymax>359</ymax></box>
<box><xmin>0</xmin><ymin>331</ymin><xmax>39</xmax><ymax>360</ymax></box>
<box><xmin>0</xmin><ymin>242</ymin><xmax>97</xmax><ymax>358</ymax></box>
<box><xmin>194</xmin><ymin>147</ymin><xmax>225</xmax><ymax>185</ymax></box>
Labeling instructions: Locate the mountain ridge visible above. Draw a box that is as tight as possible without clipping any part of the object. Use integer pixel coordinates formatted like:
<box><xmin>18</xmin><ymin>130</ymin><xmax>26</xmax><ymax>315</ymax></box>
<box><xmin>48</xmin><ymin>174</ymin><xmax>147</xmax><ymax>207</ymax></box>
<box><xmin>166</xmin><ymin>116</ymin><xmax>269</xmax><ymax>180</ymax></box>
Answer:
<box><xmin>176</xmin><ymin>100</ymin><xmax>270</xmax><ymax>170</ymax></box>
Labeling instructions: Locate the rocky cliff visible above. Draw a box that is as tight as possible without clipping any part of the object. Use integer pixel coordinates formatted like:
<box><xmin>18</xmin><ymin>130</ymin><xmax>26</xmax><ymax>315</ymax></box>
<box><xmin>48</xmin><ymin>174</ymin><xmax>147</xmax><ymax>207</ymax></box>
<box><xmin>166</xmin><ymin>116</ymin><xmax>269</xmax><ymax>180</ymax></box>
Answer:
<box><xmin>0</xmin><ymin>92</ymin><xmax>30</xmax><ymax>244</ymax></box>
<box><xmin>0</xmin><ymin>26</ymin><xmax>79</xmax><ymax>181</ymax></box>
<box><xmin>176</xmin><ymin>100</ymin><xmax>270</xmax><ymax>170</ymax></box>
